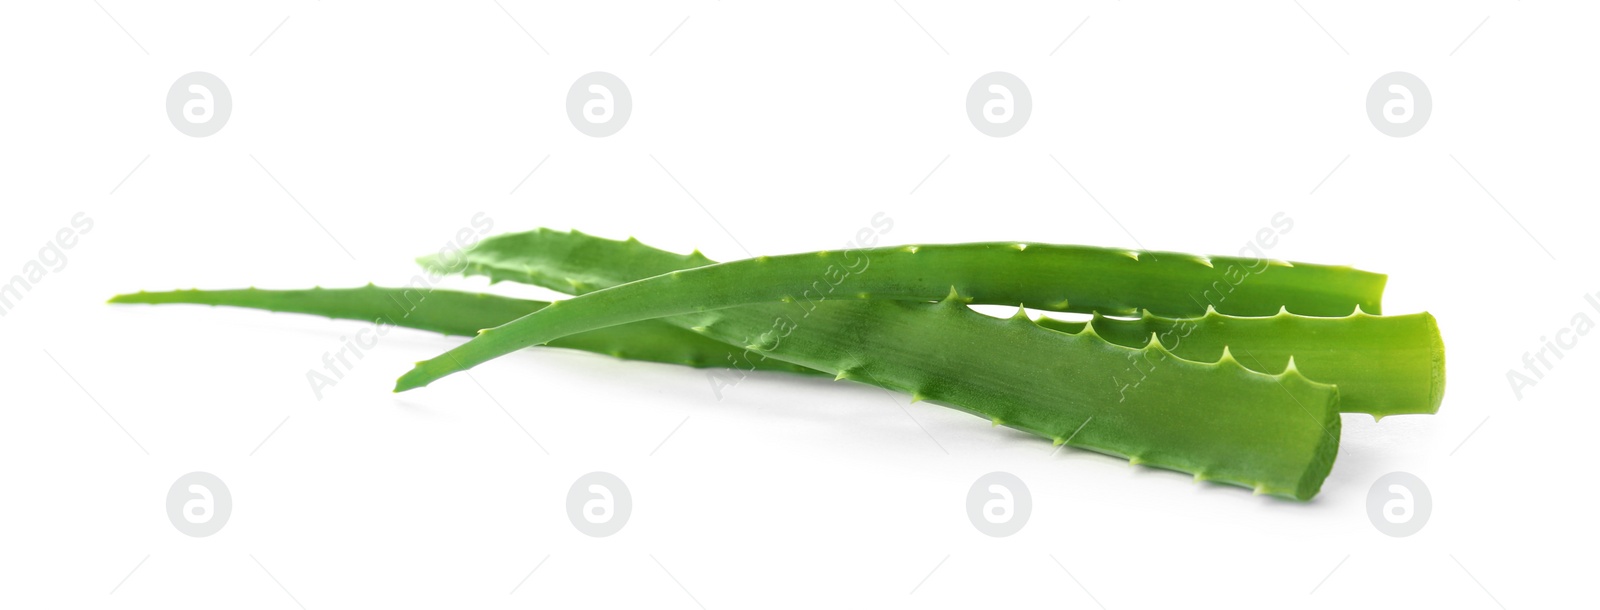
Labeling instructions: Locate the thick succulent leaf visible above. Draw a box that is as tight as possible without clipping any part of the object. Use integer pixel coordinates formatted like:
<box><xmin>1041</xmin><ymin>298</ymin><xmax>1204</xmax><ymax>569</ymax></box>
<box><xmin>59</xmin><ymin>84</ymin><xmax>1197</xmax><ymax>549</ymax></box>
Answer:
<box><xmin>420</xmin><ymin>229</ymin><xmax>1385</xmax><ymax>317</ymax></box>
<box><xmin>108</xmin><ymin>286</ymin><xmax>820</xmax><ymax>375</ymax></box>
<box><xmin>1036</xmin><ymin>309</ymin><xmax>1444</xmax><ymax>418</ymax></box>
<box><xmin>108</xmin><ymin>285</ymin><xmax>1442</xmax><ymax>418</ymax></box>
<box><xmin>422</xmin><ymin>229</ymin><xmax>1439</xmax><ymax>417</ymax></box>
<box><xmin>398</xmin><ymin>236</ymin><xmax>1386</xmax><ymax>390</ymax></box>
<box><xmin>416</xmin><ymin>230</ymin><xmax>1343</xmax><ymax>499</ymax></box>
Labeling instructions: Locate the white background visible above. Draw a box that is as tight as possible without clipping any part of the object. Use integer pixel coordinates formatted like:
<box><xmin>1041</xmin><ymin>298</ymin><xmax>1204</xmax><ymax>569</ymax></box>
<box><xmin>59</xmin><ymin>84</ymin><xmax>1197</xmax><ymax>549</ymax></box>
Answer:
<box><xmin>2</xmin><ymin>1</ymin><xmax>1596</xmax><ymax>608</ymax></box>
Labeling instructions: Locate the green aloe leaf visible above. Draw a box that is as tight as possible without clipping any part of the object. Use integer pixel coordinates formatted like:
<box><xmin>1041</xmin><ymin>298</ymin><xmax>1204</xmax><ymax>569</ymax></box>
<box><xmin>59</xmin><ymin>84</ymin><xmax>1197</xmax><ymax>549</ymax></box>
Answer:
<box><xmin>423</xmin><ymin>229</ymin><xmax>1384</xmax><ymax>317</ymax></box>
<box><xmin>1036</xmin><ymin>309</ymin><xmax>1444</xmax><ymax>419</ymax></box>
<box><xmin>421</xmin><ymin>229</ymin><xmax>1440</xmax><ymax>417</ymax></box>
<box><xmin>397</xmin><ymin>234</ymin><xmax>1385</xmax><ymax>390</ymax></box>
<box><xmin>108</xmin><ymin>286</ymin><xmax>820</xmax><ymax>376</ymax></box>
<box><xmin>105</xmin><ymin>269</ymin><xmax>1442</xmax><ymax>419</ymax></box>
<box><xmin>416</xmin><ymin>229</ymin><xmax>1344</xmax><ymax>499</ymax></box>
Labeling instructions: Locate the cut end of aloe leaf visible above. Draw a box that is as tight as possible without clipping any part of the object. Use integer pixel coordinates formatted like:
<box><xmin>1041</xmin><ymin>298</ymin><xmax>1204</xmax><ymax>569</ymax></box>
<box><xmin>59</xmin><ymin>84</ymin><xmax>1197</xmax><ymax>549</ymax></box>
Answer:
<box><xmin>1295</xmin><ymin>391</ymin><xmax>1343</xmax><ymax>501</ymax></box>
<box><xmin>1426</xmin><ymin>312</ymin><xmax>1447</xmax><ymax>416</ymax></box>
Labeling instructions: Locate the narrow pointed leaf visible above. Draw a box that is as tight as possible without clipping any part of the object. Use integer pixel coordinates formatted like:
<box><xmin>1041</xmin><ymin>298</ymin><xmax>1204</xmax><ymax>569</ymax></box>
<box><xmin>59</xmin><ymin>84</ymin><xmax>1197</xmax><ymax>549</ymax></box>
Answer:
<box><xmin>108</xmin><ymin>286</ymin><xmax>820</xmax><ymax>375</ymax></box>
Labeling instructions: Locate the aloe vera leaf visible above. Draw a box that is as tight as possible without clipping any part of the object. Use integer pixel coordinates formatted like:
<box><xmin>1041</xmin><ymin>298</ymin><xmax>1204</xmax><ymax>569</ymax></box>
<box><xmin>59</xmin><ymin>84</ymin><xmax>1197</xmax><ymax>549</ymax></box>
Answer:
<box><xmin>107</xmin><ymin>284</ymin><xmax>1443</xmax><ymax>418</ymax></box>
<box><xmin>694</xmin><ymin>295</ymin><xmax>1341</xmax><ymax>500</ymax></box>
<box><xmin>397</xmin><ymin>235</ymin><xmax>1385</xmax><ymax>390</ymax></box>
<box><xmin>421</xmin><ymin>229</ymin><xmax>1440</xmax><ymax>417</ymax></box>
<box><xmin>107</xmin><ymin>286</ymin><xmax>821</xmax><ymax>375</ymax></box>
<box><xmin>418</xmin><ymin>230</ymin><xmax>720</xmax><ymax>298</ymax></box>
<box><xmin>1036</xmin><ymin>310</ymin><xmax>1446</xmax><ymax>418</ymax></box>
<box><xmin>424</xmin><ymin>229</ymin><xmax>1385</xmax><ymax>316</ymax></box>
<box><xmin>419</xmin><ymin>232</ymin><xmax>1344</xmax><ymax>498</ymax></box>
